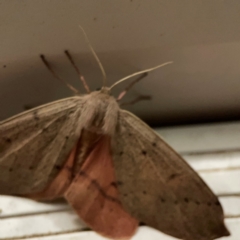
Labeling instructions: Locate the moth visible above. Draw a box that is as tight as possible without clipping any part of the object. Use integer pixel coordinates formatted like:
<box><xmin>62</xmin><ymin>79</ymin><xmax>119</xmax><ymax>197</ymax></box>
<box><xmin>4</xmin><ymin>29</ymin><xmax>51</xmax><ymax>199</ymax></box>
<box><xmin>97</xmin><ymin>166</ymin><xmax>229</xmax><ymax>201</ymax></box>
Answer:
<box><xmin>0</xmin><ymin>28</ymin><xmax>230</xmax><ymax>240</ymax></box>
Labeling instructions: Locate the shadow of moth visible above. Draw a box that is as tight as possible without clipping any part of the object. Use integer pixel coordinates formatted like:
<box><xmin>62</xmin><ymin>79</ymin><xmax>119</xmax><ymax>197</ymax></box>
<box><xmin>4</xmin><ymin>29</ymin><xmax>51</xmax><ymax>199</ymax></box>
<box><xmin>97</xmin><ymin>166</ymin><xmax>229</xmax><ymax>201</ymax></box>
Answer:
<box><xmin>0</xmin><ymin>27</ymin><xmax>230</xmax><ymax>240</ymax></box>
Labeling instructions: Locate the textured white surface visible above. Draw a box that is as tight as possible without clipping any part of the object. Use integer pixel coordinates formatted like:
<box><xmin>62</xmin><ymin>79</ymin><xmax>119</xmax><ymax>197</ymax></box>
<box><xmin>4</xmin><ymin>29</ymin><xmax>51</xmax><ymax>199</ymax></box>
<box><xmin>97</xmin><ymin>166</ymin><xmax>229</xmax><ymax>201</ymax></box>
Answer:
<box><xmin>0</xmin><ymin>122</ymin><xmax>239</xmax><ymax>239</ymax></box>
<box><xmin>158</xmin><ymin>122</ymin><xmax>240</xmax><ymax>153</ymax></box>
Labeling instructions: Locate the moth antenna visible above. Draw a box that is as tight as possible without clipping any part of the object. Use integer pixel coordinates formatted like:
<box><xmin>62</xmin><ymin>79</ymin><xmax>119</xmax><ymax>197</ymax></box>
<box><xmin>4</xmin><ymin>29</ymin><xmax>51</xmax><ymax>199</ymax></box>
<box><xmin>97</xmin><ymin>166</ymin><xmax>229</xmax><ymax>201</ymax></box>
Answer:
<box><xmin>120</xmin><ymin>95</ymin><xmax>151</xmax><ymax>106</ymax></box>
<box><xmin>109</xmin><ymin>61</ymin><xmax>173</xmax><ymax>90</ymax></box>
<box><xmin>64</xmin><ymin>50</ymin><xmax>90</xmax><ymax>93</ymax></box>
<box><xmin>79</xmin><ymin>25</ymin><xmax>107</xmax><ymax>87</ymax></box>
<box><xmin>40</xmin><ymin>54</ymin><xmax>79</xmax><ymax>94</ymax></box>
<box><xmin>117</xmin><ymin>73</ymin><xmax>148</xmax><ymax>101</ymax></box>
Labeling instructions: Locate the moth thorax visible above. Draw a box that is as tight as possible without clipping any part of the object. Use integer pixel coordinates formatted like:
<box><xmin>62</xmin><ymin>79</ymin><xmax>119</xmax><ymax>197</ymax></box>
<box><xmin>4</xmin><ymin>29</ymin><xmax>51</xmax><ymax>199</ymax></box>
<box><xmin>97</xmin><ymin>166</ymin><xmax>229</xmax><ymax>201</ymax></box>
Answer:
<box><xmin>81</xmin><ymin>92</ymin><xmax>119</xmax><ymax>136</ymax></box>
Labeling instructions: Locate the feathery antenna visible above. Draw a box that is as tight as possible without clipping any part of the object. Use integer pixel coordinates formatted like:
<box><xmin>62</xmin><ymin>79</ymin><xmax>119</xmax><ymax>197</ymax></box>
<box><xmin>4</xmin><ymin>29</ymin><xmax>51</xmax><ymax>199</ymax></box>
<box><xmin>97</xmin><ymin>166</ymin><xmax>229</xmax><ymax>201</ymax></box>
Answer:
<box><xmin>117</xmin><ymin>73</ymin><xmax>148</xmax><ymax>101</ymax></box>
<box><xmin>109</xmin><ymin>61</ymin><xmax>173</xmax><ymax>90</ymax></box>
<box><xmin>79</xmin><ymin>25</ymin><xmax>107</xmax><ymax>86</ymax></box>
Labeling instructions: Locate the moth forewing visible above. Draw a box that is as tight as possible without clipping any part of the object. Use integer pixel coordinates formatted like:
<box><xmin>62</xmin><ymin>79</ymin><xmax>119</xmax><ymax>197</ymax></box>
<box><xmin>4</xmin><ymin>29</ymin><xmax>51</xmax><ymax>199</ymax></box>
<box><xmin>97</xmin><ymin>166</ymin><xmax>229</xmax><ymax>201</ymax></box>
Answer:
<box><xmin>110</xmin><ymin>110</ymin><xmax>229</xmax><ymax>240</ymax></box>
<box><xmin>0</xmin><ymin>97</ymin><xmax>83</xmax><ymax>194</ymax></box>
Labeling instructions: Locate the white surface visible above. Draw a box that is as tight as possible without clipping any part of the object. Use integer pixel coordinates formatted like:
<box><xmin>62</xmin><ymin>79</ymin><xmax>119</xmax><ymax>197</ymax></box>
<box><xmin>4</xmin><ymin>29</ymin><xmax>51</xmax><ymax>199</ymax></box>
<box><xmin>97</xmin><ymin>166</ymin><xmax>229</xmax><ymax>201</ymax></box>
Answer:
<box><xmin>1</xmin><ymin>1</ymin><xmax>240</xmax><ymax>125</ymax></box>
<box><xmin>158</xmin><ymin>122</ymin><xmax>240</xmax><ymax>153</ymax></box>
<box><xmin>0</xmin><ymin>122</ymin><xmax>239</xmax><ymax>239</ymax></box>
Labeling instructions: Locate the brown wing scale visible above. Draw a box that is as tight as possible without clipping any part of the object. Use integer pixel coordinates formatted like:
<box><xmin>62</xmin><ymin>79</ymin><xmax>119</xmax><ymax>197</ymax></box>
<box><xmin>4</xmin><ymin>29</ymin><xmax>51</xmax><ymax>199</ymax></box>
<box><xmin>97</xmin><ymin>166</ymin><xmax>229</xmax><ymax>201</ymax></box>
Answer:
<box><xmin>111</xmin><ymin>110</ymin><xmax>229</xmax><ymax>240</ymax></box>
<box><xmin>0</xmin><ymin>97</ymin><xmax>82</xmax><ymax>194</ymax></box>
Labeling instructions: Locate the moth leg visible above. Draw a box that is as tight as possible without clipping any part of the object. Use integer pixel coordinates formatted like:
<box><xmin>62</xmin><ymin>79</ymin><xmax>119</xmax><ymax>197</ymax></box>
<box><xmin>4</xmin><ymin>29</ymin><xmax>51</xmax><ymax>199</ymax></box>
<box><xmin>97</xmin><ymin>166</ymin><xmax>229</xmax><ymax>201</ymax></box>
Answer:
<box><xmin>117</xmin><ymin>72</ymin><xmax>148</xmax><ymax>101</ymax></box>
<box><xmin>64</xmin><ymin>135</ymin><xmax>138</xmax><ymax>239</ymax></box>
<box><xmin>23</xmin><ymin>145</ymin><xmax>77</xmax><ymax>201</ymax></box>
<box><xmin>120</xmin><ymin>94</ymin><xmax>151</xmax><ymax>107</ymax></box>
<box><xmin>40</xmin><ymin>54</ymin><xmax>79</xmax><ymax>94</ymax></box>
<box><xmin>64</xmin><ymin>50</ymin><xmax>90</xmax><ymax>93</ymax></box>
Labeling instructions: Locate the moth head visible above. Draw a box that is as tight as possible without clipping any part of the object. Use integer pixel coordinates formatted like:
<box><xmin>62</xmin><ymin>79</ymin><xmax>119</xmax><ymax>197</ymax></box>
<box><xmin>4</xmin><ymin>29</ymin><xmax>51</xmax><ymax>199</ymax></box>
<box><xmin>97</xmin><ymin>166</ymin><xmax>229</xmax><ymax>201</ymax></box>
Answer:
<box><xmin>99</xmin><ymin>87</ymin><xmax>111</xmax><ymax>95</ymax></box>
<box><xmin>95</xmin><ymin>87</ymin><xmax>111</xmax><ymax>95</ymax></box>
